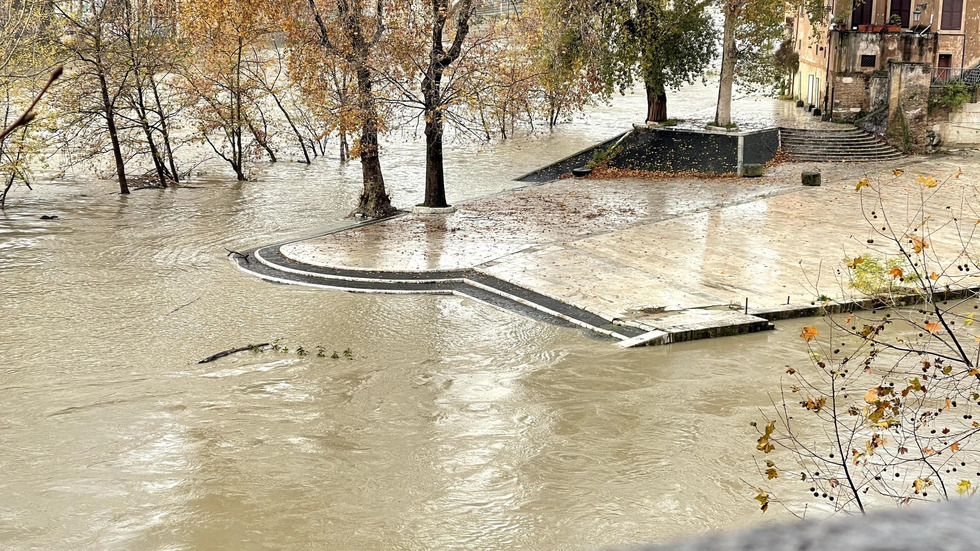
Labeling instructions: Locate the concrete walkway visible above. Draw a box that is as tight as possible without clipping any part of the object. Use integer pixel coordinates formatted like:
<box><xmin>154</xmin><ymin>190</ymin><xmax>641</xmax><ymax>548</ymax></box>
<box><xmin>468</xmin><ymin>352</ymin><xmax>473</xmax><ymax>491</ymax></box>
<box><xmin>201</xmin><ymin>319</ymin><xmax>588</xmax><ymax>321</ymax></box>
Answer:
<box><xmin>238</xmin><ymin>152</ymin><xmax>980</xmax><ymax>346</ymax></box>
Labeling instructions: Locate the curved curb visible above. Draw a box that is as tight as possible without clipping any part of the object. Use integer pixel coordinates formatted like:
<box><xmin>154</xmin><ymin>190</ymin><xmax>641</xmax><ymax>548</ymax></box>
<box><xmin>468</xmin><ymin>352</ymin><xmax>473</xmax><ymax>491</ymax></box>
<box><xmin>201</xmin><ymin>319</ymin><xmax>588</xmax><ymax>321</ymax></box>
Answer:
<box><xmin>234</xmin><ymin>242</ymin><xmax>645</xmax><ymax>342</ymax></box>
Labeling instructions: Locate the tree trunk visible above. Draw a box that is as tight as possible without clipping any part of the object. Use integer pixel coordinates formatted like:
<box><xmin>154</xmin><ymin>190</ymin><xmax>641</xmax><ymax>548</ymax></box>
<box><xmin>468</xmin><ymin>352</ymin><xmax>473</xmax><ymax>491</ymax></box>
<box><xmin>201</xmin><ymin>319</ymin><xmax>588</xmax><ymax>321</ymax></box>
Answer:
<box><xmin>339</xmin><ymin>131</ymin><xmax>349</xmax><ymax>162</ymax></box>
<box><xmin>423</xmin><ymin>106</ymin><xmax>447</xmax><ymax>208</ymax></box>
<box><xmin>354</xmin><ymin>64</ymin><xmax>393</xmax><ymax>217</ymax></box>
<box><xmin>422</xmin><ymin>69</ymin><xmax>448</xmax><ymax>208</ymax></box>
<box><xmin>149</xmin><ymin>75</ymin><xmax>179</xmax><ymax>182</ymax></box>
<box><xmin>714</xmin><ymin>4</ymin><xmax>737</xmax><ymax>127</ymax></box>
<box><xmin>133</xmin><ymin>85</ymin><xmax>170</xmax><ymax>187</ymax></box>
<box><xmin>98</xmin><ymin>70</ymin><xmax>129</xmax><ymax>194</ymax></box>
<box><xmin>645</xmin><ymin>82</ymin><xmax>667</xmax><ymax>123</ymax></box>
<box><xmin>270</xmin><ymin>92</ymin><xmax>310</xmax><ymax>164</ymax></box>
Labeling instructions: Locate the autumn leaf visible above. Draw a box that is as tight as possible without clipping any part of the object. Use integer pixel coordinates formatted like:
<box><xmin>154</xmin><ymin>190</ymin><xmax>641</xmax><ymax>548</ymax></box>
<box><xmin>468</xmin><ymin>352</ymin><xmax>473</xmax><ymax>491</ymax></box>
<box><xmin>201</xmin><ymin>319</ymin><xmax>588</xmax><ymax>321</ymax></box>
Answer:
<box><xmin>916</xmin><ymin>174</ymin><xmax>938</xmax><ymax>188</ymax></box>
<box><xmin>968</xmin><ymin>368</ymin><xmax>978</xmax><ymax>376</ymax></box>
<box><xmin>765</xmin><ymin>467</ymin><xmax>778</xmax><ymax>480</ymax></box>
<box><xmin>907</xmin><ymin>235</ymin><xmax>929</xmax><ymax>254</ymax></box>
<box><xmin>951</xmin><ymin>442</ymin><xmax>960</xmax><ymax>452</ymax></box>
<box><xmin>914</xmin><ymin>477</ymin><xmax>933</xmax><ymax>493</ymax></box>
<box><xmin>954</xmin><ymin>168</ymin><xmax>963</xmax><ymax>179</ymax></box>
<box><xmin>756</xmin><ymin>421</ymin><xmax>776</xmax><ymax>453</ymax></box>
<box><xmin>845</xmin><ymin>313</ymin><xmax>854</xmax><ymax>325</ymax></box>
<box><xmin>856</xmin><ymin>178</ymin><xmax>870</xmax><ymax>191</ymax></box>
<box><xmin>930</xmin><ymin>272</ymin><xmax>940</xmax><ymax>280</ymax></box>
<box><xmin>845</xmin><ymin>256</ymin><xmax>865</xmax><ymax>269</ymax></box>
<box><xmin>925</xmin><ymin>322</ymin><xmax>941</xmax><ymax>333</ymax></box>
<box><xmin>889</xmin><ymin>267</ymin><xmax>903</xmax><ymax>279</ymax></box>
<box><xmin>966</xmin><ymin>313</ymin><xmax>975</xmax><ymax>326</ymax></box>
<box><xmin>957</xmin><ymin>480</ymin><xmax>971</xmax><ymax>495</ymax></box>
<box><xmin>923</xmin><ymin>447</ymin><xmax>936</xmax><ymax>456</ymax></box>
<box><xmin>754</xmin><ymin>489</ymin><xmax>769</xmax><ymax>512</ymax></box>
<box><xmin>802</xmin><ymin>396</ymin><xmax>826</xmax><ymax>413</ymax></box>
<box><xmin>864</xmin><ymin>386</ymin><xmax>881</xmax><ymax>403</ymax></box>
<box><xmin>893</xmin><ymin>169</ymin><xmax>905</xmax><ymax>176</ymax></box>
<box><xmin>800</xmin><ymin>326</ymin><xmax>818</xmax><ymax>342</ymax></box>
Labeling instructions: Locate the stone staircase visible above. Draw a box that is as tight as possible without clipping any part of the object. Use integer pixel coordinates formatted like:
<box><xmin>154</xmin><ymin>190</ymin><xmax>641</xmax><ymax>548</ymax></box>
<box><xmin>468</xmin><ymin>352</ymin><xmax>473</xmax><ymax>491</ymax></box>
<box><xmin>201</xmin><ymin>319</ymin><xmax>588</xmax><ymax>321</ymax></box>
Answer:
<box><xmin>780</xmin><ymin>127</ymin><xmax>904</xmax><ymax>163</ymax></box>
<box><xmin>965</xmin><ymin>66</ymin><xmax>980</xmax><ymax>86</ymax></box>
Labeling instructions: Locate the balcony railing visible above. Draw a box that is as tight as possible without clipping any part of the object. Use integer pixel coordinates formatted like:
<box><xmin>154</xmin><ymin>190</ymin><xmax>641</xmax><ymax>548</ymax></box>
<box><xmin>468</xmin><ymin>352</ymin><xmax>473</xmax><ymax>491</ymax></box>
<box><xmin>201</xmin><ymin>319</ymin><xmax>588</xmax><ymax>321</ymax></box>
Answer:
<box><xmin>932</xmin><ymin>66</ymin><xmax>980</xmax><ymax>86</ymax></box>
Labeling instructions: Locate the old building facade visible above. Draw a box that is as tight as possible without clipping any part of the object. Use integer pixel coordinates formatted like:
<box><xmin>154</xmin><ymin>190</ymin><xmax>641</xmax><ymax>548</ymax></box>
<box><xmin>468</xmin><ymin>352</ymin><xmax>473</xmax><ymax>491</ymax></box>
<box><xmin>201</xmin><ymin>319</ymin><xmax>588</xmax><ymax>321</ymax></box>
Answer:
<box><xmin>792</xmin><ymin>0</ymin><xmax>980</xmax><ymax>148</ymax></box>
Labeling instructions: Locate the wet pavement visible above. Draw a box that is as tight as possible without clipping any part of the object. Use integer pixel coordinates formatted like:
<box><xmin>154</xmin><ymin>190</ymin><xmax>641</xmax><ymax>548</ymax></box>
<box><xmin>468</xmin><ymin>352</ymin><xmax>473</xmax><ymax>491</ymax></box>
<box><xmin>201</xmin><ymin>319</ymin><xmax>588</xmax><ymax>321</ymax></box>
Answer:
<box><xmin>262</xmin><ymin>154</ymin><xmax>980</xmax><ymax>345</ymax></box>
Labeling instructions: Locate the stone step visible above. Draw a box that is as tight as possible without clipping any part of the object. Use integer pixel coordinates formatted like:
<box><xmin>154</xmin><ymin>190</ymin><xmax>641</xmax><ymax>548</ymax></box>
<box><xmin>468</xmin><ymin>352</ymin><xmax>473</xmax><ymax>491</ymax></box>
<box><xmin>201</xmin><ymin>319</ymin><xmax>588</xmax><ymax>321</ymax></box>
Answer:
<box><xmin>782</xmin><ymin>142</ymin><xmax>892</xmax><ymax>149</ymax></box>
<box><xmin>782</xmin><ymin>138</ymin><xmax>884</xmax><ymax>145</ymax></box>
<box><xmin>788</xmin><ymin>155</ymin><xmax>904</xmax><ymax>162</ymax></box>
<box><xmin>781</xmin><ymin>130</ymin><xmax>866</xmax><ymax>137</ymax></box>
<box><xmin>784</xmin><ymin>147</ymin><xmax>900</xmax><ymax>154</ymax></box>
<box><xmin>782</xmin><ymin>135</ymin><xmax>882</xmax><ymax>142</ymax></box>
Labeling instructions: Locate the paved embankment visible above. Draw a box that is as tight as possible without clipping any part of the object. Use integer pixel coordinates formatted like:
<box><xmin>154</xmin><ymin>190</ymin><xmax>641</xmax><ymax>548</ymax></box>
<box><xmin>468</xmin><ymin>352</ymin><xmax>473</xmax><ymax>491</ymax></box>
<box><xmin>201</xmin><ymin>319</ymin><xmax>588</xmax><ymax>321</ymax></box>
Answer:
<box><xmin>237</xmin><ymin>153</ymin><xmax>980</xmax><ymax>346</ymax></box>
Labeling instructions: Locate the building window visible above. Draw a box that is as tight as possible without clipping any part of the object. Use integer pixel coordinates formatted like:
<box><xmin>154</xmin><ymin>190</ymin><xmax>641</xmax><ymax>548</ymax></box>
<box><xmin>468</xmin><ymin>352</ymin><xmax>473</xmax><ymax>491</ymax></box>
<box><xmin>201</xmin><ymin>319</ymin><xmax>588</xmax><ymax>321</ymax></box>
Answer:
<box><xmin>941</xmin><ymin>0</ymin><xmax>963</xmax><ymax>30</ymax></box>
<box><xmin>852</xmin><ymin>0</ymin><xmax>873</xmax><ymax>27</ymax></box>
<box><xmin>890</xmin><ymin>0</ymin><xmax>912</xmax><ymax>27</ymax></box>
<box><xmin>861</xmin><ymin>54</ymin><xmax>877</xmax><ymax>68</ymax></box>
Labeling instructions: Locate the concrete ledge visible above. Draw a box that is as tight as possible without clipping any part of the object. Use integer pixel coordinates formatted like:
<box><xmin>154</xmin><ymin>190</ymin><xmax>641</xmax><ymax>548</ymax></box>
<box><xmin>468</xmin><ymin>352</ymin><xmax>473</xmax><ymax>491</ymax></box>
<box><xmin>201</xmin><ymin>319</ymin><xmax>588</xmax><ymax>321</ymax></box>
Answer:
<box><xmin>617</xmin><ymin>330</ymin><xmax>671</xmax><ymax>348</ymax></box>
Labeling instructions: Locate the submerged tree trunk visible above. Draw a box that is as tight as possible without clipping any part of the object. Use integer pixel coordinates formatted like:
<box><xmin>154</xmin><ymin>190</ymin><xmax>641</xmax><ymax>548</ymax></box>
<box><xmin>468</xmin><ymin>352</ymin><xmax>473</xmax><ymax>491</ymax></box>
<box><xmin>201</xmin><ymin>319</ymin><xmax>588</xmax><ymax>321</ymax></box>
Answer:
<box><xmin>339</xmin><ymin>131</ymin><xmax>349</xmax><ymax>162</ymax></box>
<box><xmin>306</xmin><ymin>0</ymin><xmax>394</xmax><ymax>217</ymax></box>
<box><xmin>714</xmin><ymin>5</ymin><xmax>737</xmax><ymax>127</ymax></box>
<box><xmin>645</xmin><ymin>82</ymin><xmax>667</xmax><ymax>123</ymax></box>
<box><xmin>354</xmin><ymin>63</ymin><xmax>393</xmax><ymax>217</ymax></box>
<box><xmin>98</xmin><ymin>69</ymin><xmax>129</xmax><ymax>194</ymax></box>
<box><xmin>149</xmin><ymin>75</ymin><xmax>179</xmax><ymax>183</ymax></box>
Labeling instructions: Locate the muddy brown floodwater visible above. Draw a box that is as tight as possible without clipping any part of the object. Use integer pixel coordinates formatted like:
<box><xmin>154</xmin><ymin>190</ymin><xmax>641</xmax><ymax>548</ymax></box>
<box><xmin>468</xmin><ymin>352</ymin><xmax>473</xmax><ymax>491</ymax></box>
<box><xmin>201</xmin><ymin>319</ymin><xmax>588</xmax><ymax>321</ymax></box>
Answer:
<box><xmin>2</xmin><ymin>87</ymin><xmax>820</xmax><ymax>550</ymax></box>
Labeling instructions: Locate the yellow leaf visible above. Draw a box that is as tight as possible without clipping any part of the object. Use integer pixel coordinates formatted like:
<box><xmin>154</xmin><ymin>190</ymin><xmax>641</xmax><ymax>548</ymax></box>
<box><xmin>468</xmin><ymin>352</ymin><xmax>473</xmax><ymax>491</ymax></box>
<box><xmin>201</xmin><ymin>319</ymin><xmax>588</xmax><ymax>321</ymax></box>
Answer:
<box><xmin>969</xmin><ymin>368</ymin><xmax>979</xmax><ymax>376</ymax></box>
<box><xmin>765</xmin><ymin>467</ymin><xmax>778</xmax><ymax>480</ymax></box>
<box><xmin>893</xmin><ymin>169</ymin><xmax>905</xmax><ymax>176</ymax></box>
<box><xmin>802</xmin><ymin>396</ymin><xmax>827</xmax><ymax>413</ymax></box>
<box><xmin>914</xmin><ymin>477</ymin><xmax>932</xmax><ymax>493</ymax></box>
<box><xmin>954</xmin><ymin>168</ymin><xmax>963</xmax><ymax>179</ymax></box>
<box><xmin>754</xmin><ymin>489</ymin><xmax>769</xmax><ymax>512</ymax></box>
<box><xmin>957</xmin><ymin>480</ymin><xmax>971</xmax><ymax>495</ymax></box>
<box><xmin>856</xmin><ymin>178</ymin><xmax>870</xmax><ymax>191</ymax></box>
<box><xmin>916</xmin><ymin>174</ymin><xmax>938</xmax><ymax>188</ymax></box>
<box><xmin>756</xmin><ymin>421</ymin><xmax>776</xmax><ymax>453</ymax></box>
<box><xmin>966</xmin><ymin>313</ymin><xmax>975</xmax><ymax>326</ymax></box>
<box><xmin>889</xmin><ymin>267</ymin><xmax>903</xmax><ymax>279</ymax></box>
<box><xmin>864</xmin><ymin>386</ymin><xmax>881</xmax><ymax>403</ymax></box>
<box><xmin>846</xmin><ymin>256</ymin><xmax>865</xmax><ymax>269</ymax></box>
<box><xmin>800</xmin><ymin>326</ymin><xmax>818</xmax><ymax>342</ymax></box>
<box><xmin>930</xmin><ymin>272</ymin><xmax>940</xmax><ymax>280</ymax></box>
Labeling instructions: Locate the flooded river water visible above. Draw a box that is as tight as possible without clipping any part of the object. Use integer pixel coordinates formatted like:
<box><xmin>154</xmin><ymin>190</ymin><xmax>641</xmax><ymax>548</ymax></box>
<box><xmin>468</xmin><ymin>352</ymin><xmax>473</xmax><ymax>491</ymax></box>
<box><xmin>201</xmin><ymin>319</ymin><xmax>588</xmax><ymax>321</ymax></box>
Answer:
<box><xmin>2</xmin><ymin>87</ymin><xmax>817</xmax><ymax>549</ymax></box>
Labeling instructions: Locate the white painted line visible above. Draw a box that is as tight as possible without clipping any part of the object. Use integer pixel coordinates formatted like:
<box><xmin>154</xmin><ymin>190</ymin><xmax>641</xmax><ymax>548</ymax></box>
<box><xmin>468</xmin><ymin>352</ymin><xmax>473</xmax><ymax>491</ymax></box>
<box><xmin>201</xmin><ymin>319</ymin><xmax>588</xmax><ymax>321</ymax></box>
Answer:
<box><xmin>463</xmin><ymin>278</ymin><xmax>628</xmax><ymax>340</ymax></box>
<box><xmin>254</xmin><ymin>248</ymin><xmax>464</xmax><ymax>285</ymax></box>
<box><xmin>237</xmin><ymin>258</ymin><xmax>629</xmax><ymax>341</ymax></box>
